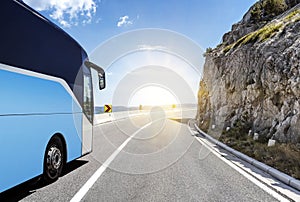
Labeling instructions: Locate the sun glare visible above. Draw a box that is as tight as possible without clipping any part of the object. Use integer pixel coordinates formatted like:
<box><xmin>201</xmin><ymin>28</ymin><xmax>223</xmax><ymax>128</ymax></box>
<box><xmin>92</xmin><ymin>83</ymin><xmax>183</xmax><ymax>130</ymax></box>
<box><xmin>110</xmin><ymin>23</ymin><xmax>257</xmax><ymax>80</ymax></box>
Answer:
<box><xmin>129</xmin><ymin>86</ymin><xmax>178</xmax><ymax>107</ymax></box>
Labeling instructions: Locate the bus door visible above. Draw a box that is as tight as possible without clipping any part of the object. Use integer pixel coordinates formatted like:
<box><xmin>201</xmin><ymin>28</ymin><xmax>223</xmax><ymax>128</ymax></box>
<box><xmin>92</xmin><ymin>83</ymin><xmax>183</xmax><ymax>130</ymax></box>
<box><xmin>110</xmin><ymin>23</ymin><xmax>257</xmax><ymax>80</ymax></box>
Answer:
<box><xmin>82</xmin><ymin>66</ymin><xmax>93</xmax><ymax>155</ymax></box>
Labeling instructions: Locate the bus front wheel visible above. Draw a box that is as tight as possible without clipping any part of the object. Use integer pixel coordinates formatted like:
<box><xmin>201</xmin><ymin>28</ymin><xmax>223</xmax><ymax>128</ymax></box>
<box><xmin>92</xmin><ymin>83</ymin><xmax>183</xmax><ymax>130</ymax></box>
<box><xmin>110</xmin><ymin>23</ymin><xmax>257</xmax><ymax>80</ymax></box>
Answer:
<box><xmin>43</xmin><ymin>136</ymin><xmax>64</xmax><ymax>183</ymax></box>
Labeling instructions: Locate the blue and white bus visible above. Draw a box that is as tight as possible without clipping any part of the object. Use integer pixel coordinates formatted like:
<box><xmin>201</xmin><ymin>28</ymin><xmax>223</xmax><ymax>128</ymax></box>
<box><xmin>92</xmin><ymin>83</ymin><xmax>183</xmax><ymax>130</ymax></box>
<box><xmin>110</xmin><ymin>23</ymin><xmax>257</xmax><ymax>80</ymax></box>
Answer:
<box><xmin>0</xmin><ymin>0</ymin><xmax>105</xmax><ymax>192</ymax></box>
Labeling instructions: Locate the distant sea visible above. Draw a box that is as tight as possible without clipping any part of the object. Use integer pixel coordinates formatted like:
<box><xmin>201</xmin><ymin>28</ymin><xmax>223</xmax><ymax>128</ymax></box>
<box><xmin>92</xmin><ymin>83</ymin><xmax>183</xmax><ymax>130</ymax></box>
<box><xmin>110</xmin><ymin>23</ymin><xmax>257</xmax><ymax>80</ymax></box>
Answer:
<box><xmin>94</xmin><ymin>103</ymin><xmax>197</xmax><ymax>114</ymax></box>
<box><xmin>94</xmin><ymin>106</ymin><xmax>139</xmax><ymax>114</ymax></box>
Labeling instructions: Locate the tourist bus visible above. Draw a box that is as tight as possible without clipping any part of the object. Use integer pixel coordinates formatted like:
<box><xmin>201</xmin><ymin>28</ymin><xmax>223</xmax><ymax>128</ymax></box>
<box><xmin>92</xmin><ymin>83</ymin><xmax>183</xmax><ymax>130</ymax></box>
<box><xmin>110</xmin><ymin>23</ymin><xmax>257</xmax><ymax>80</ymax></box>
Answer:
<box><xmin>0</xmin><ymin>0</ymin><xmax>105</xmax><ymax>192</ymax></box>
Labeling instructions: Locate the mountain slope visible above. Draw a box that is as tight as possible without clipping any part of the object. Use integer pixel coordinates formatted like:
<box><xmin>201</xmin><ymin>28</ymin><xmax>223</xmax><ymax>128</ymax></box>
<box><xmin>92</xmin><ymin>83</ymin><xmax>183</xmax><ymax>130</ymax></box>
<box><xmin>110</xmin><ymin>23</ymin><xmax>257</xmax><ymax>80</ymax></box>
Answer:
<box><xmin>197</xmin><ymin>0</ymin><xmax>300</xmax><ymax>144</ymax></box>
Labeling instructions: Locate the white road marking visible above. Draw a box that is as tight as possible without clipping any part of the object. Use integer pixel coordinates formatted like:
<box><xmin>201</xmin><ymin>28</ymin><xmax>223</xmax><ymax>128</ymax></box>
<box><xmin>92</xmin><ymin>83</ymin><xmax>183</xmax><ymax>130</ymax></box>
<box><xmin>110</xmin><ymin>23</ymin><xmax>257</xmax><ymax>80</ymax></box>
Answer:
<box><xmin>74</xmin><ymin>118</ymin><xmax>287</xmax><ymax>201</ymax></box>
<box><xmin>70</xmin><ymin>121</ymin><xmax>153</xmax><ymax>202</ymax></box>
<box><xmin>193</xmin><ymin>135</ymin><xmax>290</xmax><ymax>202</ymax></box>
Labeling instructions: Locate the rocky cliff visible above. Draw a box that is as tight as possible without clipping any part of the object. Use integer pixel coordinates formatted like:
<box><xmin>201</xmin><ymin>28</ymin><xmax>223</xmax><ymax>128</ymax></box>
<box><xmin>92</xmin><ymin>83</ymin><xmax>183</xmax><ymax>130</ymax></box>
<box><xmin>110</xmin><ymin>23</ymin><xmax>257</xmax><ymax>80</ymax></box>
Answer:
<box><xmin>197</xmin><ymin>0</ymin><xmax>300</xmax><ymax>144</ymax></box>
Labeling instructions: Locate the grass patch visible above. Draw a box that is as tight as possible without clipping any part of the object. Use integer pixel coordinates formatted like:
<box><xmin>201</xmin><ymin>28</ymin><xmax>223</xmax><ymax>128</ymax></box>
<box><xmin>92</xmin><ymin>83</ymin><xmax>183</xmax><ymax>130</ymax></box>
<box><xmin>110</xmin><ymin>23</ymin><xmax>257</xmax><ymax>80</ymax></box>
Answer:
<box><xmin>219</xmin><ymin>126</ymin><xmax>300</xmax><ymax>179</ymax></box>
<box><xmin>284</xmin><ymin>9</ymin><xmax>300</xmax><ymax>22</ymax></box>
<box><xmin>222</xmin><ymin>9</ymin><xmax>300</xmax><ymax>54</ymax></box>
<box><xmin>223</xmin><ymin>44</ymin><xmax>234</xmax><ymax>54</ymax></box>
<box><xmin>235</xmin><ymin>22</ymin><xmax>283</xmax><ymax>45</ymax></box>
<box><xmin>258</xmin><ymin>23</ymin><xmax>283</xmax><ymax>41</ymax></box>
<box><xmin>223</xmin><ymin>22</ymin><xmax>283</xmax><ymax>53</ymax></box>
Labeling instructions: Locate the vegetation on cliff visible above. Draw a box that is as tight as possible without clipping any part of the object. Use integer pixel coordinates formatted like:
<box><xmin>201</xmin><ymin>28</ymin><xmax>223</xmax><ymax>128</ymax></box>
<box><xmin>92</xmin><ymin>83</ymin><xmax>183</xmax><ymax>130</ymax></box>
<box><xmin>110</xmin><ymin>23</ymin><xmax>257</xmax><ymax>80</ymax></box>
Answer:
<box><xmin>223</xmin><ymin>8</ymin><xmax>300</xmax><ymax>54</ymax></box>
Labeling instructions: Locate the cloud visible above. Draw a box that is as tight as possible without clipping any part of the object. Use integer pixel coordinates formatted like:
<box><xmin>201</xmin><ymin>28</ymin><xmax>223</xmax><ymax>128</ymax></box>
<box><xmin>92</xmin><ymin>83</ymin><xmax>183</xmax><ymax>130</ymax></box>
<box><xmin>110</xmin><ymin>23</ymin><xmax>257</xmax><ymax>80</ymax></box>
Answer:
<box><xmin>95</xmin><ymin>18</ymin><xmax>102</xmax><ymax>24</ymax></box>
<box><xmin>23</xmin><ymin>0</ymin><xmax>98</xmax><ymax>27</ymax></box>
<box><xmin>117</xmin><ymin>15</ymin><xmax>133</xmax><ymax>27</ymax></box>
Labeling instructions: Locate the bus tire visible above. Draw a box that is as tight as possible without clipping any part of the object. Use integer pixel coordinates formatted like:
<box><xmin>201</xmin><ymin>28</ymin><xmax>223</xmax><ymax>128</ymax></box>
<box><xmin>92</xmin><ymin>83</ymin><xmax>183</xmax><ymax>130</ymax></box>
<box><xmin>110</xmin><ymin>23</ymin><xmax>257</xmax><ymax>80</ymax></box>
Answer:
<box><xmin>43</xmin><ymin>136</ymin><xmax>64</xmax><ymax>183</ymax></box>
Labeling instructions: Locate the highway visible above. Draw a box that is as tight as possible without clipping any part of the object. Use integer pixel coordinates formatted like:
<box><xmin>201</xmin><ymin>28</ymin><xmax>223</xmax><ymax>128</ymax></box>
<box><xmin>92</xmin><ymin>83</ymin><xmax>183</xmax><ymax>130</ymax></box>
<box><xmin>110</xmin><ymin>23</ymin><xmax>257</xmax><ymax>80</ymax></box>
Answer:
<box><xmin>0</xmin><ymin>108</ymin><xmax>291</xmax><ymax>201</ymax></box>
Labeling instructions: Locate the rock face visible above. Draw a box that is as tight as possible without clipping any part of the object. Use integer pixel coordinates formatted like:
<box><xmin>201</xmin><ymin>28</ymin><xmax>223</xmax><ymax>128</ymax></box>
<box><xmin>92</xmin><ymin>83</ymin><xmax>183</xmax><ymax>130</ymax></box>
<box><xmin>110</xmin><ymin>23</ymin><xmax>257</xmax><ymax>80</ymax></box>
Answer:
<box><xmin>197</xmin><ymin>0</ymin><xmax>300</xmax><ymax>143</ymax></box>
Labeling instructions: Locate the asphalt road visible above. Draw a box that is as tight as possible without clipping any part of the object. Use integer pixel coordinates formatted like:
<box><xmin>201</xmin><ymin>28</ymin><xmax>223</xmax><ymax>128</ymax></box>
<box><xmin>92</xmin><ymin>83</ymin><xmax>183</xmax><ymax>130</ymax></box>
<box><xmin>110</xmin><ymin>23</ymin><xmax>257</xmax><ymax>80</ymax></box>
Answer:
<box><xmin>0</xmin><ymin>109</ymin><xmax>287</xmax><ymax>201</ymax></box>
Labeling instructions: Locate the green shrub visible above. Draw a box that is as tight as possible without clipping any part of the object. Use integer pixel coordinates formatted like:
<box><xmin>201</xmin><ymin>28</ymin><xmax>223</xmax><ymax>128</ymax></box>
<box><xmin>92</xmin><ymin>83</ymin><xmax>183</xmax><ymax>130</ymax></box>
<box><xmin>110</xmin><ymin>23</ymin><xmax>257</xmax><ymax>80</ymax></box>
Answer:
<box><xmin>262</xmin><ymin>0</ymin><xmax>287</xmax><ymax>17</ymax></box>
<box><xmin>251</xmin><ymin>0</ymin><xmax>287</xmax><ymax>21</ymax></box>
<box><xmin>203</xmin><ymin>47</ymin><xmax>213</xmax><ymax>57</ymax></box>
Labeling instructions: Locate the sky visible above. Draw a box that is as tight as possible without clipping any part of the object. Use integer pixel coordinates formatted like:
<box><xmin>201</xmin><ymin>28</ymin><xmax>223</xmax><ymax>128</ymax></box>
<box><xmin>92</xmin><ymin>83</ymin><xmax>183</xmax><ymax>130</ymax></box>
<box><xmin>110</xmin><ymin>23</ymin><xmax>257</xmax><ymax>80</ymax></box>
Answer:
<box><xmin>23</xmin><ymin>0</ymin><xmax>258</xmax><ymax>107</ymax></box>
<box><xmin>23</xmin><ymin>0</ymin><xmax>257</xmax><ymax>53</ymax></box>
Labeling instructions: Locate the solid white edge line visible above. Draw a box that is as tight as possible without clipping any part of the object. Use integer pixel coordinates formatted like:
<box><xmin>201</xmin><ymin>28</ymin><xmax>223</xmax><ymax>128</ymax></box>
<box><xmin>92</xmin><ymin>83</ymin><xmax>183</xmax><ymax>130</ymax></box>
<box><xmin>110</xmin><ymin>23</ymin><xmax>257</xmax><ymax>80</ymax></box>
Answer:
<box><xmin>191</xmin><ymin>132</ymin><xmax>290</xmax><ymax>202</ymax></box>
<box><xmin>70</xmin><ymin>121</ymin><xmax>153</xmax><ymax>202</ymax></box>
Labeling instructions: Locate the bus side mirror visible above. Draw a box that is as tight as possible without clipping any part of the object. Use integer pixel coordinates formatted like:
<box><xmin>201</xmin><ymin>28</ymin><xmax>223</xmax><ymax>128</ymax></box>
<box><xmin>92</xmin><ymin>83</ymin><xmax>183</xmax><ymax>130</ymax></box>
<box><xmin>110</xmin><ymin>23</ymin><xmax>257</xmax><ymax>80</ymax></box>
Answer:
<box><xmin>98</xmin><ymin>72</ymin><xmax>106</xmax><ymax>90</ymax></box>
<box><xmin>84</xmin><ymin>61</ymin><xmax>106</xmax><ymax>90</ymax></box>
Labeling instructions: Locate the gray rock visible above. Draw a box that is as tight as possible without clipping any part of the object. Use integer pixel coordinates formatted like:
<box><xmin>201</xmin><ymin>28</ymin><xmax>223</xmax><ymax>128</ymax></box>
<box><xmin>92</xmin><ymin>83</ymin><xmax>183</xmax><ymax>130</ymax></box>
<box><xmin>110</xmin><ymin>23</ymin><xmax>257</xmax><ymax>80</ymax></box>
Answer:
<box><xmin>197</xmin><ymin>3</ymin><xmax>300</xmax><ymax>144</ymax></box>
